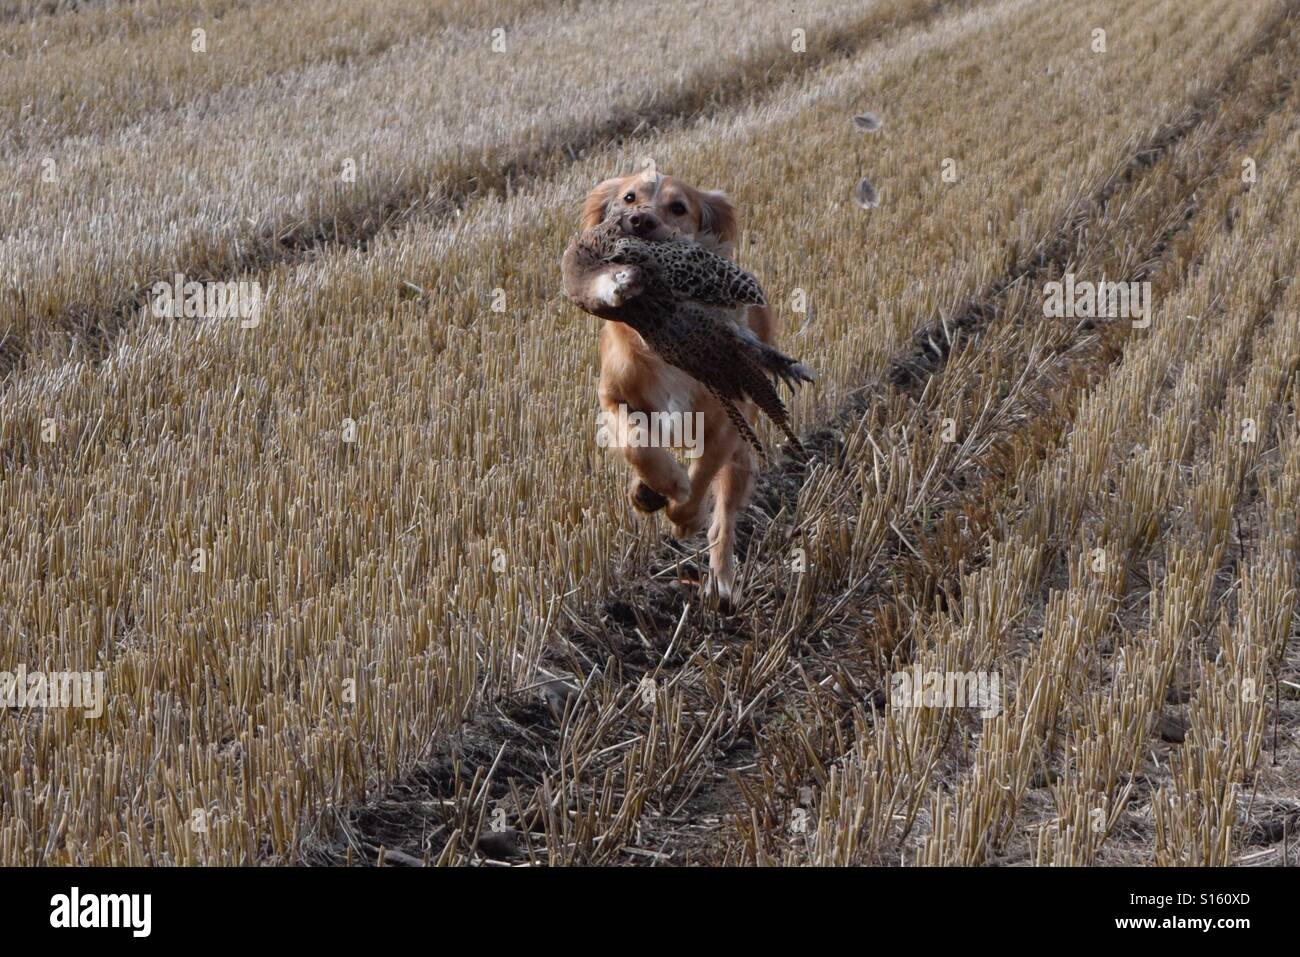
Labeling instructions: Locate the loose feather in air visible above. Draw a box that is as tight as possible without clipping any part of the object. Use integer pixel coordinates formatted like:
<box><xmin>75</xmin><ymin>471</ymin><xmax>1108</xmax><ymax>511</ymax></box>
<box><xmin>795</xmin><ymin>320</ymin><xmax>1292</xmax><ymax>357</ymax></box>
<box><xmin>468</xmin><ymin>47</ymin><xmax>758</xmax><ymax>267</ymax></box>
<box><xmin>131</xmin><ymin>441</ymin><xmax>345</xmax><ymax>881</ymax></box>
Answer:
<box><xmin>852</xmin><ymin>111</ymin><xmax>882</xmax><ymax>133</ymax></box>
<box><xmin>853</xmin><ymin>177</ymin><xmax>880</xmax><ymax>209</ymax></box>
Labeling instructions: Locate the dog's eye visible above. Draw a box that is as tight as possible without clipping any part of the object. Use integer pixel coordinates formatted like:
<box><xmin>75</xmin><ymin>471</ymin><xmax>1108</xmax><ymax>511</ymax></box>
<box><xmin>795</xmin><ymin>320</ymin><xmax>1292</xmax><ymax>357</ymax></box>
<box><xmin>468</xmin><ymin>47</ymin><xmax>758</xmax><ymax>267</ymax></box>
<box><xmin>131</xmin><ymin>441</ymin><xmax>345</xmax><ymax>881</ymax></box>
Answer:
<box><xmin>669</xmin><ymin>201</ymin><xmax>687</xmax><ymax>215</ymax></box>
<box><xmin>623</xmin><ymin>192</ymin><xmax>636</xmax><ymax>203</ymax></box>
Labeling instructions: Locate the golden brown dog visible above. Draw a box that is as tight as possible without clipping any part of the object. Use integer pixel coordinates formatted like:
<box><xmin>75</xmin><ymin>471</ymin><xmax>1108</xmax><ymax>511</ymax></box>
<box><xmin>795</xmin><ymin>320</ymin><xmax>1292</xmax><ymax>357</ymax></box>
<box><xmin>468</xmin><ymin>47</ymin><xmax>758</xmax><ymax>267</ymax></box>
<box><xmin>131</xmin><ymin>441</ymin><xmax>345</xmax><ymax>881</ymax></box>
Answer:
<box><xmin>578</xmin><ymin>170</ymin><xmax>776</xmax><ymax>606</ymax></box>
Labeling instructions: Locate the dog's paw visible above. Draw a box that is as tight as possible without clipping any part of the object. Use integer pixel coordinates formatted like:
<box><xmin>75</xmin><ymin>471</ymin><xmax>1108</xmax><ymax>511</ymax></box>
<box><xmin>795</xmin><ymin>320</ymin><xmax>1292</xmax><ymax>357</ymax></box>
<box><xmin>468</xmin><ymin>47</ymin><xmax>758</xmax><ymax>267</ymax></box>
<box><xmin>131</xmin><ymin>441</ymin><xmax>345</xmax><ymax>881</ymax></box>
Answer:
<box><xmin>704</xmin><ymin>574</ymin><xmax>739</xmax><ymax>614</ymax></box>
<box><xmin>629</xmin><ymin>480</ymin><xmax>668</xmax><ymax>513</ymax></box>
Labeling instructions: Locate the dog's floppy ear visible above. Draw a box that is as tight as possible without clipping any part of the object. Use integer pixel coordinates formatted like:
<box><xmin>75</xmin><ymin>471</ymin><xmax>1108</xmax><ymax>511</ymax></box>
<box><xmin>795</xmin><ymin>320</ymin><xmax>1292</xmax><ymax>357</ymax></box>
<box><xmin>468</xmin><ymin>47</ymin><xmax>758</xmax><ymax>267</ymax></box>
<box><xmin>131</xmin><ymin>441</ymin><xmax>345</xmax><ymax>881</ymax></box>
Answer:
<box><xmin>581</xmin><ymin>177</ymin><xmax>624</xmax><ymax>228</ymax></box>
<box><xmin>698</xmin><ymin>189</ymin><xmax>739</xmax><ymax>244</ymax></box>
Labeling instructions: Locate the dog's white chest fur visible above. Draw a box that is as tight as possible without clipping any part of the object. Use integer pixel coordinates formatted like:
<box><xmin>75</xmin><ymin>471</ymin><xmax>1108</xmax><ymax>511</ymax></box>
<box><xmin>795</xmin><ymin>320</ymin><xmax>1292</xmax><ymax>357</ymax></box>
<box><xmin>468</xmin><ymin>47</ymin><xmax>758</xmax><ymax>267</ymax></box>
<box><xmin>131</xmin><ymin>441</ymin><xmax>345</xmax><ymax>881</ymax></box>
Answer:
<box><xmin>638</xmin><ymin>343</ymin><xmax>699</xmax><ymax>417</ymax></box>
<box><xmin>659</xmin><ymin>365</ymin><xmax>697</xmax><ymax>417</ymax></box>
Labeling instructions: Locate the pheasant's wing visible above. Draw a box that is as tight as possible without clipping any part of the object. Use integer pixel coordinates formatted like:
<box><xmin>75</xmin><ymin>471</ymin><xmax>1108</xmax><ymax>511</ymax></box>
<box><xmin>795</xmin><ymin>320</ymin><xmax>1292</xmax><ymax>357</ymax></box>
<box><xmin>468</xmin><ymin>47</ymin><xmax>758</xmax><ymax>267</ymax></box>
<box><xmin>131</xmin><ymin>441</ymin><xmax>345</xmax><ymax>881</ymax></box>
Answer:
<box><xmin>649</xmin><ymin>240</ymin><xmax>766</xmax><ymax>308</ymax></box>
<box><xmin>634</xmin><ymin>304</ymin><xmax>735</xmax><ymax>391</ymax></box>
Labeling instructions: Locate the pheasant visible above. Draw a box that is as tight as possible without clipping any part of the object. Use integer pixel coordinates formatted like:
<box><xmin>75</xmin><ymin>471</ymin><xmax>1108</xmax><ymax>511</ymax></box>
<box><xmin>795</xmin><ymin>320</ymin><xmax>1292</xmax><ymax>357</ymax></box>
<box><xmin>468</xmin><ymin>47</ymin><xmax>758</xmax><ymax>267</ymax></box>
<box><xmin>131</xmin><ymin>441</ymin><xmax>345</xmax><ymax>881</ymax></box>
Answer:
<box><xmin>562</xmin><ymin>211</ymin><xmax>812</xmax><ymax>462</ymax></box>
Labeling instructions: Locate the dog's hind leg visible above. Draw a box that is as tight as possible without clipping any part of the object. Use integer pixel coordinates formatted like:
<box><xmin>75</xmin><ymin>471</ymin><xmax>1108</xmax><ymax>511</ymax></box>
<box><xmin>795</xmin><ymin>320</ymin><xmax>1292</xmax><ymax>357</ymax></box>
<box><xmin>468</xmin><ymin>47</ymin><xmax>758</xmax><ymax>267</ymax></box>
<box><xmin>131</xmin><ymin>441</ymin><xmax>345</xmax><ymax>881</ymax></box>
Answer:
<box><xmin>706</xmin><ymin>438</ymin><xmax>757</xmax><ymax>611</ymax></box>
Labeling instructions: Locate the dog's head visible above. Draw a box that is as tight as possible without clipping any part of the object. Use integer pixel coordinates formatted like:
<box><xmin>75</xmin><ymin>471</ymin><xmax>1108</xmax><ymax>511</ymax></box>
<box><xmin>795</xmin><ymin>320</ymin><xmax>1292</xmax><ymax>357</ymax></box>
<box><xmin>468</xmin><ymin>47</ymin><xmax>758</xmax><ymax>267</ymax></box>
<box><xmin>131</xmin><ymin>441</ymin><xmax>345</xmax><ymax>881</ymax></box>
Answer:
<box><xmin>581</xmin><ymin>171</ymin><xmax>738</xmax><ymax>251</ymax></box>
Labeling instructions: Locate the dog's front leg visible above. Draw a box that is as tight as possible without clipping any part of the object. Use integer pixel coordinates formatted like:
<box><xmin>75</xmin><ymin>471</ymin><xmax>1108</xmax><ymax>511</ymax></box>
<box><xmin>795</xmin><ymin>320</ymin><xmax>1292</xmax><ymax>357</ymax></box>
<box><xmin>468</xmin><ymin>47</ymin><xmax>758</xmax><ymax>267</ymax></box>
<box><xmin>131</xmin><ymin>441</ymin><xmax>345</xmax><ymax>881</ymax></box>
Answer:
<box><xmin>665</xmin><ymin>402</ymin><xmax>739</xmax><ymax>539</ymax></box>
<box><xmin>599</xmin><ymin>388</ymin><xmax>690</xmax><ymax>512</ymax></box>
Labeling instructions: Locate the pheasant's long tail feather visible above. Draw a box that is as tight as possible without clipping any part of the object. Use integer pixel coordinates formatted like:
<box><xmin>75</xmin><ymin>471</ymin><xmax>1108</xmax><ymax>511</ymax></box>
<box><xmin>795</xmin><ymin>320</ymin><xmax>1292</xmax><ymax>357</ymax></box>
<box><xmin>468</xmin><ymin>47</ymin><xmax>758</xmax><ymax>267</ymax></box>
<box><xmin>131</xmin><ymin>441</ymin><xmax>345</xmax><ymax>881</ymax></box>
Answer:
<box><xmin>780</xmin><ymin>424</ymin><xmax>808</xmax><ymax>462</ymax></box>
<box><xmin>736</xmin><ymin>354</ymin><xmax>808</xmax><ymax>462</ymax></box>
<box><xmin>766</xmin><ymin>408</ymin><xmax>807</xmax><ymax>461</ymax></box>
<box><xmin>710</xmin><ymin>387</ymin><xmax>768</xmax><ymax>465</ymax></box>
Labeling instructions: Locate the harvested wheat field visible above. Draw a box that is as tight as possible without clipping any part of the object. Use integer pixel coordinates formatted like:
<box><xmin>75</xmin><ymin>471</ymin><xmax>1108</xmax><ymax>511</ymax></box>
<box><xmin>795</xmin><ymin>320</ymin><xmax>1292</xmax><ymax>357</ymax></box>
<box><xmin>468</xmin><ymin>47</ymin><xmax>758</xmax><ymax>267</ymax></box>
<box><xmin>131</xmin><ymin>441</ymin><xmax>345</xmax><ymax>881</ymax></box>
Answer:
<box><xmin>2</xmin><ymin>0</ymin><xmax>1298</xmax><ymax>884</ymax></box>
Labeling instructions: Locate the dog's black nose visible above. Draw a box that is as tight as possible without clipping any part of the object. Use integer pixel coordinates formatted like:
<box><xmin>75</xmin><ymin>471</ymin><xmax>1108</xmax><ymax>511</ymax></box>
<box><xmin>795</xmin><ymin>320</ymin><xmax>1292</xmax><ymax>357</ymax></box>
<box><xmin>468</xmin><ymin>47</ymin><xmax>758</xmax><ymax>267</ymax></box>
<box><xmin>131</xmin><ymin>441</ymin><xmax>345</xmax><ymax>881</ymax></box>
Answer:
<box><xmin>628</xmin><ymin>211</ymin><xmax>661</xmax><ymax>236</ymax></box>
